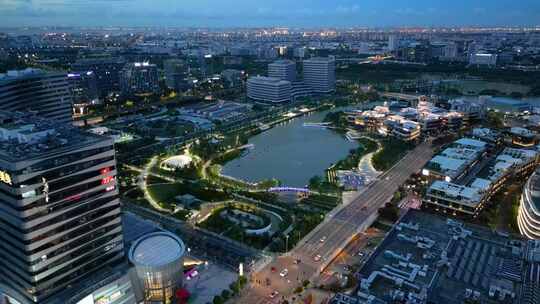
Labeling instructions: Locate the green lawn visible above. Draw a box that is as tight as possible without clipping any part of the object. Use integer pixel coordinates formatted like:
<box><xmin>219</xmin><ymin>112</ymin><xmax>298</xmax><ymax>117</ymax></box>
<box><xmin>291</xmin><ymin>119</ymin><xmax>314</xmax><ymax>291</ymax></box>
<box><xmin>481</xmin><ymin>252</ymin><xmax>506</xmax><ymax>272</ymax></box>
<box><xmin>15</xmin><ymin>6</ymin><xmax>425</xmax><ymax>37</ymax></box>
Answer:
<box><xmin>372</xmin><ymin>138</ymin><xmax>414</xmax><ymax>171</ymax></box>
<box><xmin>146</xmin><ymin>182</ymin><xmax>231</xmax><ymax>207</ymax></box>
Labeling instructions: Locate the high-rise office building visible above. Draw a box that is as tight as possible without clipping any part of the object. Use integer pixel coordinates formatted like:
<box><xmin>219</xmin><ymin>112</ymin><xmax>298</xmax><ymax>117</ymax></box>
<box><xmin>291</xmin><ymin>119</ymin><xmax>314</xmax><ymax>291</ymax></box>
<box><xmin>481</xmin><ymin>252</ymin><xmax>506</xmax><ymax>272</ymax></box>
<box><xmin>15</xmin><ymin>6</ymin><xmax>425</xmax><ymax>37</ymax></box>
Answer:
<box><xmin>67</xmin><ymin>71</ymin><xmax>100</xmax><ymax>105</ymax></box>
<box><xmin>247</xmin><ymin>76</ymin><xmax>292</xmax><ymax>103</ymax></box>
<box><xmin>71</xmin><ymin>58</ymin><xmax>126</xmax><ymax>97</ymax></box>
<box><xmin>0</xmin><ymin>111</ymin><xmax>124</xmax><ymax>303</ymax></box>
<box><xmin>388</xmin><ymin>34</ymin><xmax>397</xmax><ymax>51</ymax></box>
<box><xmin>302</xmin><ymin>57</ymin><xmax>336</xmax><ymax>94</ymax></box>
<box><xmin>0</xmin><ymin>69</ymin><xmax>73</xmax><ymax>123</ymax></box>
<box><xmin>268</xmin><ymin>59</ymin><xmax>296</xmax><ymax>82</ymax></box>
<box><xmin>120</xmin><ymin>62</ymin><xmax>160</xmax><ymax>96</ymax></box>
<box><xmin>163</xmin><ymin>59</ymin><xmax>187</xmax><ymax>92</ymax></box>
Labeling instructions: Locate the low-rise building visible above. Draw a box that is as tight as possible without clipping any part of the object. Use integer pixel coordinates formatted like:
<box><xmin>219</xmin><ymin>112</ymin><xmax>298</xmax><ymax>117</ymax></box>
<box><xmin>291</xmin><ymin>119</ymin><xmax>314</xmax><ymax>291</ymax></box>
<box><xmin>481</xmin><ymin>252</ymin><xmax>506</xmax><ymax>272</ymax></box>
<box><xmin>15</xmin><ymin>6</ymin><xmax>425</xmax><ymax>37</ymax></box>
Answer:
<box><xmin>382</xmin><ymin>115</ymin><xmax>421</xmax><ymax>142</ymax></box>
<box><xmin>423</xmin><ymin>138</ymin><xmax>486</xmax><ymax>182</ymax></box>
<box><xmin>469</xmin><ymin>52</ymin><xmax>498</xmax><ymax>66</ymax></box>
<box><xmin>509</xmin><ymin>127</ymin><xmax>537</xmax><ymax>147</ymax></box>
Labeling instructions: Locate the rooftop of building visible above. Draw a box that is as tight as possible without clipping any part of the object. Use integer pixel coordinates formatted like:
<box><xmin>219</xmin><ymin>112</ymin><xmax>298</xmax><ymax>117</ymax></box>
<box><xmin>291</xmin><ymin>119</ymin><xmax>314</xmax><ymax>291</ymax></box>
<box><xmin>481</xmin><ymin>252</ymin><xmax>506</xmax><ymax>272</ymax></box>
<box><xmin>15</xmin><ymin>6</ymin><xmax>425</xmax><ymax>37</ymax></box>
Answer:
<box><xmin>454</xmin><ymin>137</ymin><xmax>487</xmax><ymax>151</ymax></box>
<box><xmin>356</xmin><ymin>209</ymin><xmax>538</xmax><ymax>304</ymax></box>
<box><xmin>72</xmin><ymin>57</ymin><xmax>126</xmax><ymax>65</ymax></box>
<box><xmin>428</xmin><ymin>155</ymin><xmax>467</xmax><ymax>175</ymax></box>
<box><xmin>0</xmin><ymin>68</ymin><xmax>59</xmax><ymax>83</ymax></box>
<box><xmin>428</xmin><ymin>180</ymin><xmax>483</xmax><ymax>206</ymax></box>
<box><xmin>129</xmin><ymin>231</ymin><xmax>185</xmax><ymax>267</ymax></box>
<box><xmin>269</xmin><ymin>59</ymin><xmax>296</xmax><ymax>65</ymax></box>
<box><xmin>303</xmin><ymin>56</ymin><xmax>335</xmax><ymax>62</ymax></box>
<box><xmin>247</xmin><ymin>76</ymin><xmax>291</xmax><ymax>85</ymax></box>
<box><xmin>0</xmin><ymin>111</ymin><xmax>107</xmax><ymax>162</ymax></box>
<box><xmin>510</xmin><ymin>127</ymin><xmax>536</xmax><ymax>137</ymax></box>
<box><xmin>472</xmin><ymin>127</ymin><xmax>500</xmax><ymax>142</ymax></box>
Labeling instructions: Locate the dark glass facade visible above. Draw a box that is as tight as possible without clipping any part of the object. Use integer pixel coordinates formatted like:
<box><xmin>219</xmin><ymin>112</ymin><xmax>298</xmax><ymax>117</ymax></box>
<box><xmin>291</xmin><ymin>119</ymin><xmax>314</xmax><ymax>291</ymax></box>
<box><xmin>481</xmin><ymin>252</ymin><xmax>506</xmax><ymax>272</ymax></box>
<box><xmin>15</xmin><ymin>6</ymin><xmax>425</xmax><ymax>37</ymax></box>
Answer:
<box><xmin>0</xmin><ymin>133</ymin><xmax>124</xmax><ymax>303</ymax></box>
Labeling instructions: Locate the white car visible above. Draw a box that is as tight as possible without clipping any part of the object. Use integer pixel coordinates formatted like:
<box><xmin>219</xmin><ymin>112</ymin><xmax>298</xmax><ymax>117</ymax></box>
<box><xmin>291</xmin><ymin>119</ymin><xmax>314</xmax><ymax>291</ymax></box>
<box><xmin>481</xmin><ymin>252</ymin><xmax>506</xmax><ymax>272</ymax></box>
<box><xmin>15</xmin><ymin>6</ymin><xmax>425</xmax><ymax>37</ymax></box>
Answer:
<box><xmin>279</xmin><ymin>268</ymin><xmax>288</xmax><ymax>277</ymax></box>
<box><xmin>320</xmin><ymin>236</ymin><xmax>327</xmax><ymax>243</ymax></box>
<box><xmin>269</xmin><ymin>291</ymin><xmax>279</xmax><ymax>298</ymax></box>
<box><xmin>314</xmin><ymin>254</ymin><xmax>322</xmax><ymax>262</ymax></box>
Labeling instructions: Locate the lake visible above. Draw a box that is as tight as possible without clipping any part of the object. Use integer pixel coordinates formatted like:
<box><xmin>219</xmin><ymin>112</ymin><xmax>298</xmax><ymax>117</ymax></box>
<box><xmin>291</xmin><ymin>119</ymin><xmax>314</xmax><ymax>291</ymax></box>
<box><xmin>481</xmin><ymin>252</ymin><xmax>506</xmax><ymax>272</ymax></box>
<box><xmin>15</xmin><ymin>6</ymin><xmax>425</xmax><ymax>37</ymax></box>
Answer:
<box><xmin>221</xmin><ymin>109</ymin><xmax>357</xmax><ymax>187</ymax></box>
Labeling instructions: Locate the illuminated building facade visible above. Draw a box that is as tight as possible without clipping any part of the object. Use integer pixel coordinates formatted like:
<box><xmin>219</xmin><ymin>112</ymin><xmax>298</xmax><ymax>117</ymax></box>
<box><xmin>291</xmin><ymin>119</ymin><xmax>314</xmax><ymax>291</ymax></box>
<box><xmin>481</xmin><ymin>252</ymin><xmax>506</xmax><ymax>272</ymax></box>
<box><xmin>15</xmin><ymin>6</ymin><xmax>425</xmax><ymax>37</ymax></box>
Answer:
<box><xmin>518</xmin><ymin>169</ymin><xmax>540</xmax><ymax>239</ymax></box>
<box><xmin>0</xmin><ymin>111</ymin><xmax>124</xmax><ymax>303</ymax></box>
<box><xmin>129</xmin><ymin>231</ymin><xmax>185</xmax><ymax>303</ymax></box>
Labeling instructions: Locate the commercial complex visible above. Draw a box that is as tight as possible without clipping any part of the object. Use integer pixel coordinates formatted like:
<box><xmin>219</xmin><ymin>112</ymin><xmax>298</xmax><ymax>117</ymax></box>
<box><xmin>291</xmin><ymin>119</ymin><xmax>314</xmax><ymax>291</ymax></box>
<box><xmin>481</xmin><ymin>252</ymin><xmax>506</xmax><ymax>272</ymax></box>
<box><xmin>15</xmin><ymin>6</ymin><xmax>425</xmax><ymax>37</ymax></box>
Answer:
<box><xmin>518</xmin><ymin>169</ymin><xmax>540</xmax><ymax>239</ymax></box>
<box><xmin>423</xmin><ymin>135</ymin><xmax>539</xmax><ymax>217</ymax></box>
<box><xmin>120</xmin><ymin>62</ymin><xmax>160</xmax><ymax>96</ymax></box>
<box><xmin>509</xmin><ymin>127</ymin><xmax>537</xmax><ymax>147</ymax></box>
<box><xmin>351</xmin><ymin>97</ymin><xmax>479</xmax><ymax>141</ymax></box>
<box><xmin>380</xmin><ymin>115</ymin><xmax>421</xmax><ymax>142</ymax></box>
<box><xmin>302</xmin><ymin>57</ymin><xmax>336</xmax><ymax>93</ymax></box>
<box><xmin>423</xmin><ymin>138</ymin><xmax>487</xmax><ymax>182</ymax></box>
<box><xmin>0</xmin><ymin>111</ymin><xmax>124</xmax><ymax>303</ymax></box>
<box><xmin>71</xmin><ymin>57</ymin><xmax>126</xmax><ymax>97</ymax></box>
<box><xmin>246</xmin><ymin>76</ymin><xmax>292</xmax><ymax>103</ymax></box>
<box><xmin>0</xmin><ymin>69</ymin><xmax>73</xmax><ymax>123</ymax></box>
<box><xmin>268</xmin><ymin>59</ymin><xmax>296</xmax><ymax>82</ymax></box>
<box><xmin>332</xmin><ymin>210</ymin><xmax>540</xmax><ymax>304</ymax></box>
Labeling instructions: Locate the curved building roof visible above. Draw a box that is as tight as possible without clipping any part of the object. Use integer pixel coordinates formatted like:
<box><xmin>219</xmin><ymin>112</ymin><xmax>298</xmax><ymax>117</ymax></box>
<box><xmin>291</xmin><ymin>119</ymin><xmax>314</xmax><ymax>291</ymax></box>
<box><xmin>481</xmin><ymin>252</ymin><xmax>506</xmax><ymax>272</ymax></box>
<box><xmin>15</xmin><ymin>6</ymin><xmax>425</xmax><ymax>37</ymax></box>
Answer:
<box><xmin>129</xmin><ymin>231</ymin><xmax>185</xmax><ymax>267</ymax></box>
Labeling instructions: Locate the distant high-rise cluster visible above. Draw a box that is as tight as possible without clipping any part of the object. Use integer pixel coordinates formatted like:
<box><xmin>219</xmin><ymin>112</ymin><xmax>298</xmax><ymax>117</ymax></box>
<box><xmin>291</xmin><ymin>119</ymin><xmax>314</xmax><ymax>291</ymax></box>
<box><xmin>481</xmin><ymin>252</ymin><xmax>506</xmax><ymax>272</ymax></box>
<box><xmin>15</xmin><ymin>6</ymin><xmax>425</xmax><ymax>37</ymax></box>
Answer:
<box><xmin>246</xmin><ymin>56</ymin><xmax>335</xmax><ymax>103</ymax></box>
<box><xmin>71</xmin><ymin>57</ymin><xmax>127</xmax><ymax>98</ymax></box>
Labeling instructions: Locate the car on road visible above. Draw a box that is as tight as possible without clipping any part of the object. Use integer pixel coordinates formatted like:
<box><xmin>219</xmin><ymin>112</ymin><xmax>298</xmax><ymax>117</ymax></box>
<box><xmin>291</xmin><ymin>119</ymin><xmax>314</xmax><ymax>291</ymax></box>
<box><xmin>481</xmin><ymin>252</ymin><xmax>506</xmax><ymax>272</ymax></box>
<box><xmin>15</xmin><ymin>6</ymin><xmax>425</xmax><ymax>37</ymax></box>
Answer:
<box><xmin>357</xmin><ymin>251</ymin><xmax>364</xmax><ymax>257</ymax></box>
<box><xmin>269</xmin><ymin>291</ymin><xmax>279</xmax><ymax>298</ymax></box>
<box><xmin>279</xmin><ymin>269</ymin><xmax>288</xmax><ymax>277</ymax></box>
<box><xmin>320</xmin><ymin>236</ymin><xmax>327</xmax><ymax>243</ymax></box>
<box><xmin>294</xmin><ymin>259</ymin><xmax>301</xmax><ymax>264</ymax></box>
<box><xmin>314</xmin><ymin>254</ymin><xmax>322</xmax><ymax>262</ymax></box>
<box><xmin>271</xmin><ymin>266</ymin><xmax>277</xmax><ymax>272</ymax></box>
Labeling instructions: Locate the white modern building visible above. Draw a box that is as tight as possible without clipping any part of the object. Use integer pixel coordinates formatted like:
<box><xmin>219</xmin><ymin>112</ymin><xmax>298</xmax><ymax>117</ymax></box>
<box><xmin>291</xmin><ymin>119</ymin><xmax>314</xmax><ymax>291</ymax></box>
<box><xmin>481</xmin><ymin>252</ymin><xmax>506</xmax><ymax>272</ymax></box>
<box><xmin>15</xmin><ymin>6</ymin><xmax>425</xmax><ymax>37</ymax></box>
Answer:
<box><xmin>303</xmin><ymin>57</ymin><xmax>335</xmax><ymax>93</ymax></box>
<box><xmin>246</xmin><ymin>76</ymin><xmax>292</xmax><ymax>103</ymax></box>
<box><xmin>382</xmin><ymin>115</ymin><xmax>421</xmax><ymax>142</ymax></box>
<box><xmin>518</xmin><ymin>169</ymin><xmax>540</xmax><ymax>239</ymax></box>
<box><xmin>268</xmin><ymin>59</ymin><xmax>296</xmax><ymax>82</ymax></box>
<box><xmin>424</xmin><ymin>181</ymin><xmax>485</xmax><ymax>217</ymax></box>
<box><xmin>469</xmin><ymin>52</ymin><xmax>498</xmax><ymax>66</ymax></box>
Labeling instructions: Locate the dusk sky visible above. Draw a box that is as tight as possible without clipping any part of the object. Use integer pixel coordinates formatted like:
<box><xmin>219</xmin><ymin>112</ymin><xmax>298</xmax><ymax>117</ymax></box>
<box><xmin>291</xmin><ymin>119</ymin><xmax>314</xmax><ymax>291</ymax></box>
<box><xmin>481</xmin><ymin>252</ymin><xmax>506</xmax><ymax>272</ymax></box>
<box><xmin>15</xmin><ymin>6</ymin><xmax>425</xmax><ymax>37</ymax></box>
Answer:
<box><xmin>1</xmin><ymin>0</ymin><xmax>540</xmax><ymax>28</ymax></box>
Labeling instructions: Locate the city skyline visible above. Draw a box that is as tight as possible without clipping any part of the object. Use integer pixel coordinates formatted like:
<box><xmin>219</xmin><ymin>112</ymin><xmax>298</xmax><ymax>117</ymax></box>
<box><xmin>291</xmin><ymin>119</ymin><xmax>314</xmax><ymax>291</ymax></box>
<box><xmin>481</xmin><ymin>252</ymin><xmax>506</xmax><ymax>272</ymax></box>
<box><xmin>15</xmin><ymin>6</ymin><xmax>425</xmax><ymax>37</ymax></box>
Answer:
<box><xmin>1</xmin><ymin>0</ymin><xmax>540</xmax><ymax>28</ymax></box>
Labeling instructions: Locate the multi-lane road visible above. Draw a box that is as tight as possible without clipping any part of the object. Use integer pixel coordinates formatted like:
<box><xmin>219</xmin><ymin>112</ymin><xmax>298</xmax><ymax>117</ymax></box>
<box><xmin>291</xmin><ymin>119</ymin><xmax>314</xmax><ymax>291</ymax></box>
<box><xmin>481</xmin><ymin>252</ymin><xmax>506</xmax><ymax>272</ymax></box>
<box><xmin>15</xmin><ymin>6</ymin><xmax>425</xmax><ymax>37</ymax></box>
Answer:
<box><xmin>240</xmin><ymin>142</ymin><xmax>433</xmax><ymax>303</ymax></box>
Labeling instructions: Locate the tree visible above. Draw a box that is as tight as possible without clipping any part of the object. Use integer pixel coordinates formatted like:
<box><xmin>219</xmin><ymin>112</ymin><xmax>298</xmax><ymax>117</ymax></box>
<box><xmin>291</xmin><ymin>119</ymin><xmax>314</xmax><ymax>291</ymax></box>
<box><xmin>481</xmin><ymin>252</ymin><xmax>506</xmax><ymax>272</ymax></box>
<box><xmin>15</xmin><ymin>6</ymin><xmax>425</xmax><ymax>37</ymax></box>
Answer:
<box><xmin>221</xmin><ymin>289</ymin><xmax>231</xmax><ymax>300</ymax></box>
<box><xmin>212</xmin><ymin>295</ymin><xmax>224</xmax><ymax>304</ymax></box>
<box><xmin>309</xmin><ymin>175</ymin><xmax>323</xmax><ymax>190</ymax></box>
<box><xmin>378</xmin><ymin>202</ymin><xmax>399</xmax><ymax>222</ymax></box>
